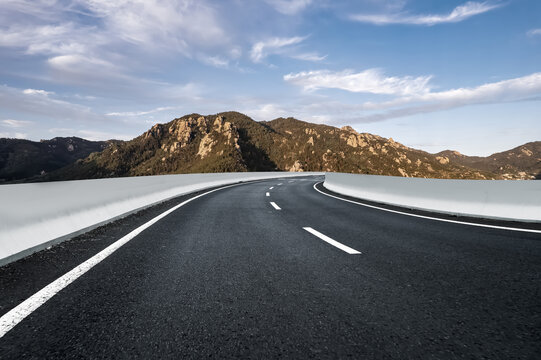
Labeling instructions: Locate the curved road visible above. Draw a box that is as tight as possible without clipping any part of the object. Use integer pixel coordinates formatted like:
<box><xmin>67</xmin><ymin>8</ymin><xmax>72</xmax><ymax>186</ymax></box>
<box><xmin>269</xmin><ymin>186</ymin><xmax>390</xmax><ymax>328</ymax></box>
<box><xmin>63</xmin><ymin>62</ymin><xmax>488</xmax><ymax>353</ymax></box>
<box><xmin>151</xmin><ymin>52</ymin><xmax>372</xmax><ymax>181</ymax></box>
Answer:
<box><xmin>1</xmin><ymin>175</ymin><xmax>540</xmax><ymax>358</ymax></box>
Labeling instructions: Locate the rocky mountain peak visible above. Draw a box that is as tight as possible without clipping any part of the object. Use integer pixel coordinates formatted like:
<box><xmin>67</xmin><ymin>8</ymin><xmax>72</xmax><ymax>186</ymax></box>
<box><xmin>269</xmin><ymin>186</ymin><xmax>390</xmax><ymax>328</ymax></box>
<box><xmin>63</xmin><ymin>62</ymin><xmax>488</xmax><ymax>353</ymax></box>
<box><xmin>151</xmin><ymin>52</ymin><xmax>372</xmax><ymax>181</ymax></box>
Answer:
<box><xmin>340</xmin><ymin>125</ymin><xmax>355</xmax><ymax>132</ymax></box>
<box><xmin>17</xmin><ymin>112</ymin><xmax>538</xmax><ymax>182</ymax></box>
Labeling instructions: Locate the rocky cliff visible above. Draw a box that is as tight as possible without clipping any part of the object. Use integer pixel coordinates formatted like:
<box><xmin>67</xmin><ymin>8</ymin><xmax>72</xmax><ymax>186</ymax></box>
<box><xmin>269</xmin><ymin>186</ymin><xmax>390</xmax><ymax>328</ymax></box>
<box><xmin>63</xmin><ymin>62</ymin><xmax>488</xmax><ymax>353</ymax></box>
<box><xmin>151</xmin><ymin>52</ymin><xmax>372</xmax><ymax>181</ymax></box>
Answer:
<box><xmin>43</xmin><ymin>112</ymin><xmax>507</xmax><ymax>181</ymax></box>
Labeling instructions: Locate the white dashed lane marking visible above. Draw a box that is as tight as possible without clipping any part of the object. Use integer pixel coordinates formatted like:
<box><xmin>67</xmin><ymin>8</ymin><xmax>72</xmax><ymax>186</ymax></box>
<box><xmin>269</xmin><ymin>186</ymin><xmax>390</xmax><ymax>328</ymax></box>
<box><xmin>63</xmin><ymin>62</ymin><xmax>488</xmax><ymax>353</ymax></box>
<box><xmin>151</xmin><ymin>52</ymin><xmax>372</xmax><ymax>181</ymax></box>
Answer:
<box><xmin>303</xmin><ymin>227</ymin><xmax>361</xmax><ymax>254</ymax></box>
<box><xmin>270</xmin><ymin>202</ymin><xmax>281</xmax><ymax>210</ymax></box>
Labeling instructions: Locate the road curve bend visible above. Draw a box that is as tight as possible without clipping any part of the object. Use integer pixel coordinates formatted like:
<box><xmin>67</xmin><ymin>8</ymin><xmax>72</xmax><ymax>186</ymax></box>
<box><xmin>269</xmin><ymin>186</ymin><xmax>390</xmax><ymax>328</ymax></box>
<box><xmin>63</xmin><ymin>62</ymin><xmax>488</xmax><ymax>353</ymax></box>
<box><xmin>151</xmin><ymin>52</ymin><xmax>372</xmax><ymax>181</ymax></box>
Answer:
<box><xmin>1</xmin><ymin>175</ymin><xmax>540</xmax><ymax>358</ymax></box>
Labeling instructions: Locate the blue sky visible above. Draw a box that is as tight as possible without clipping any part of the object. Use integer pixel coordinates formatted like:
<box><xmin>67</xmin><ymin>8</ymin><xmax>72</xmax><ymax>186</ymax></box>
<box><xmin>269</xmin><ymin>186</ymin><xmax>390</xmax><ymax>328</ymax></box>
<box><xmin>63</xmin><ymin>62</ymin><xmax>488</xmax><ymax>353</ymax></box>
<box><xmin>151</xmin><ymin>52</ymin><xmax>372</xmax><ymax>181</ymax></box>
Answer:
<box><xmin>0</xmin><ymin>0</ymin><xmax>539</xmax><ymax>156</ymax></box>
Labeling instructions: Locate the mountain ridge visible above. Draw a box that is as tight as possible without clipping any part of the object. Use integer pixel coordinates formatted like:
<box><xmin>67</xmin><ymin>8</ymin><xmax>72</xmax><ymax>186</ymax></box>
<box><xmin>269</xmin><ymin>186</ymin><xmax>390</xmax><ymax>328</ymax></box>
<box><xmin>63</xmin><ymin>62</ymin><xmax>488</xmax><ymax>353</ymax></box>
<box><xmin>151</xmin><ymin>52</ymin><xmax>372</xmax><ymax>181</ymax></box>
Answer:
<box><xmin>1</xmin><ymin>112</ymin><xmax>539</xmax><ymax>182</ymax></box>
<box><xmin>41</xmin><ymin>111</ymin><xmax>531</xmax><ymax>181</ymax></box>
<box><xmin>436</xmin><ymin>141</ymin><xmax>541</xmax><ymax>180</ymax></box>
<box><xmin>0</xmin><ymin>136</ymin><xmax>116</xmax><ymax>182</ymax></box>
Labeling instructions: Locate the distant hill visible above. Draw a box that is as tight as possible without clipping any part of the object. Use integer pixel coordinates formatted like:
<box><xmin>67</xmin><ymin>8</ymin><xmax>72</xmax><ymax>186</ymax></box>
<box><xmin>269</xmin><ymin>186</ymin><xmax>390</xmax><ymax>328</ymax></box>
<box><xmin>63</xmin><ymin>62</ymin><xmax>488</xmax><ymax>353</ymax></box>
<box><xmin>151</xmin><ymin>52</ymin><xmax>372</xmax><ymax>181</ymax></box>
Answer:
<box><xmin>437</xmin><ymin>142</ymin><xmax>541</xmax><ymax>180</ymax></box>
<box><xmin>44</xmin><ymin>112</ymin><xmax>500</xmax><ymax>181</ymax></box>
<box><xmin>0</xmin><ymin>137</ymin><xmax>116</xmax><ymax>182</ymax></box>
<box><xmin>3</xmin><ymin>112</ymin><xmax>539</xmax><ymax>183</ymax></box>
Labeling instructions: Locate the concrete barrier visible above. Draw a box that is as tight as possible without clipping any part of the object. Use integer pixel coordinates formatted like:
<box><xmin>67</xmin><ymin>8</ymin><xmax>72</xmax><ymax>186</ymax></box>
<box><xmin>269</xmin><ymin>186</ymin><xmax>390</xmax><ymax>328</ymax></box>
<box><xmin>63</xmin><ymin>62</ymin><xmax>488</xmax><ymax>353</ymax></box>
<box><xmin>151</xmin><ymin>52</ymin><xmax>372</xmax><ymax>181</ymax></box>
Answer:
<box><xmin>324</xmin><ymin>172</ymin><xmax>541</xmax><ymax>222</ymax></box>
<box><xmin>0</xmin><ymin>172</ymin><xmax>322</xmax><ymax>266</ymax></box>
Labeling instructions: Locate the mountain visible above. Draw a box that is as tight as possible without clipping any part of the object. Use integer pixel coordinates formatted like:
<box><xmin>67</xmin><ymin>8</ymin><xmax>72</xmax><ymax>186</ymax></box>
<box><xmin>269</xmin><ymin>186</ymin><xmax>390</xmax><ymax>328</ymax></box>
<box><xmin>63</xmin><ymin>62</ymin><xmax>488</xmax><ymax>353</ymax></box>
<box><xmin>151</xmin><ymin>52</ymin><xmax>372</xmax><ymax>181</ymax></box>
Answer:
<box><xmin>43</xmin><ymin>112</ymin><xmax>502</xmax><ymax>181</ymax></box>
<box><xmin>4</xmin><ymin>112</ymin><xmax>538</xmax><ymax>183</ymax></box>
<box><xmin>0</xmin><ymin>137</ymin><xmax>116</xmax><ymax>183</ymax></box>
<box><xmin>437</xmin><ymin>142</ymin><xmax>541</xmax><ymax>180</ymax></box>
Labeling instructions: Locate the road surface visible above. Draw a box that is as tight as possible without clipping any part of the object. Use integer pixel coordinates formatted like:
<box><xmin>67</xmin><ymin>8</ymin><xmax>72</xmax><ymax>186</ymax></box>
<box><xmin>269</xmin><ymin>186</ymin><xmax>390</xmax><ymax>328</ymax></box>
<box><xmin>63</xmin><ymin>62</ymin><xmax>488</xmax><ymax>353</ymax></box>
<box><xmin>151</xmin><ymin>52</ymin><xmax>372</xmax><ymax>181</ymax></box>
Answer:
<box><xmin>1</xmin><ymin>175</ymin><xmax>540</xmax><ymax>358</ymax></box>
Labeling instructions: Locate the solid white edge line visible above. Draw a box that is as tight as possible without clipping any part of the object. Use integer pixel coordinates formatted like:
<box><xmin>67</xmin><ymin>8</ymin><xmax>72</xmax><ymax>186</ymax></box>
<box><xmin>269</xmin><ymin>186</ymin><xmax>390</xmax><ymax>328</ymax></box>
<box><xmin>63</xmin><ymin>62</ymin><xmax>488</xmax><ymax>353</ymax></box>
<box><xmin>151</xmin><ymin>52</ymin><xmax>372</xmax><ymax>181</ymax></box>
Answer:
<box><xmin>0</xmin><ymin>181</ymin><xmax>256</xmax><ymax>339</ymax></box>
<box><xmin>270</xmin><ymin>202</ymin><xmax>281</xmax><ymax>210</ymax></box>
<box><xmin>266</xmin><ymin>192</ymin><xmax>270</xmax><ymax>197</ymax></box>
<box><xmin>303</xmin><ymin>227</ymin><xmax>361</xmax><ymax>254</ymax></box>
<box><xmin>313</xmin><ymin>182</ymin><xmax>541</xmax><ymax>234</ymax></box>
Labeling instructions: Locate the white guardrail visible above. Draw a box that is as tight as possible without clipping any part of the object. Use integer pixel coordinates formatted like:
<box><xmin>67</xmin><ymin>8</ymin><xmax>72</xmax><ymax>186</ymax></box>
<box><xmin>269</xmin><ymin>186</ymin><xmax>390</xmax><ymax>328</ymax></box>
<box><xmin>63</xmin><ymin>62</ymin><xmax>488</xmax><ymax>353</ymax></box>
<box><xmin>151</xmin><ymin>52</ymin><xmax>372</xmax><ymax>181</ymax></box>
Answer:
<box><xmin>0</xmin><ymin>172</ymin><xmax>323</xmax><ymax>266</ymax></box>
<box><xmin>2</xmin><ymin>171</ymin><xmax>539</xmax><ymax>266</ymax></box>
<box><xmin>324</xmin><ymin>172</ymin><xmax>541</xmax><ymax>223</ymax></box>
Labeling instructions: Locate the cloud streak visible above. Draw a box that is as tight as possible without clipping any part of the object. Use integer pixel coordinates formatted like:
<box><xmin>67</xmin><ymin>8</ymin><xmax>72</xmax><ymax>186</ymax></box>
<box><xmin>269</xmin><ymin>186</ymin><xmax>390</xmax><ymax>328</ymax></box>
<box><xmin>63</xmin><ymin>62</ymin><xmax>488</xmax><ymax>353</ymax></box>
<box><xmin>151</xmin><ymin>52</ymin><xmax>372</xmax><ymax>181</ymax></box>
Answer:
<box><xmin>22</xmin><ymin>88</ymin><xmax>54</xmax><ymax>96</ymax></box>
<box><xmin>357</xmin><ymin>73</ymin><xmax>541</xmax><ymax>123</ymax></box>
<box><xmin>284</xmin><ymin>69</ymin><xmax>432</xmax><ymax>95</ymax></box>
<box><xmin>362</xmin><ymin>72</ymin><xmax>541</xmax><ymax>110</ymax></box>
<box><xmin>0</xmin><ymin>84</ymin><xmax>105</xmax><ymax>124</ymax></box>
<box><xmin>250</xmin><ymin>36</ymin><xmax>307</xmax><ymax>63</ymax></box>
<box><xmin>0</xmin><ymin>0</ymin><xmax>235</xmax><ymax>72</ymax></box>
<box><xmin>285</xmin><ymin>70</ymin><xmax>541</xmax><ymax>123</ymax></box>
<box><xmin>351</xmin><ymin>1</ymin><xmax>501</xmax><ymax>26</ymax></box>
<box><xmin>264</xmin><ymin>0</ymin><xmax>313</xmax><ymax>15</ymax></box>
<box><xmin>0</xmin><ymin>131</ymin><xmax>27</xmax><ymax>139</ymax></box>
<box><xmin>1</xmin><ymin>119</ymin><xmax>33</xmax><ymax>128</ymax></box>
<box><xmin>48</xmin><ymin>127</ymin><xmax>134</xmax><ymax>141</ymax></box>
<box><xmin>106</xmin><ymin>107</ymin><xmax>176</xmax><ymax>117</ymax></box>
<box><xmin>78</xmin><ymin>0</ymin><xmax>227</xmax><ymax>51</ymax></box>
<box><xmin>290</xmin><ymin>52</ymin><xmax>327</xmax><ymax>62</ymax></box>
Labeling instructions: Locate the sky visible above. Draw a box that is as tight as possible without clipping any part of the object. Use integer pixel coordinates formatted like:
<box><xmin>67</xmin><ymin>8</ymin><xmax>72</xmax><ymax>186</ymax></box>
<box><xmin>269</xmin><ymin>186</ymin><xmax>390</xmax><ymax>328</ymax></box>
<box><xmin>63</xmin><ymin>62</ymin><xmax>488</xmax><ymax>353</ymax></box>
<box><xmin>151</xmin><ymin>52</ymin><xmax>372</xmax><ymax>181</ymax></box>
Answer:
<box><xmin>0</xmin><ymin>0</ymin><xmax>540</xmax><ymax>156</ymax></box>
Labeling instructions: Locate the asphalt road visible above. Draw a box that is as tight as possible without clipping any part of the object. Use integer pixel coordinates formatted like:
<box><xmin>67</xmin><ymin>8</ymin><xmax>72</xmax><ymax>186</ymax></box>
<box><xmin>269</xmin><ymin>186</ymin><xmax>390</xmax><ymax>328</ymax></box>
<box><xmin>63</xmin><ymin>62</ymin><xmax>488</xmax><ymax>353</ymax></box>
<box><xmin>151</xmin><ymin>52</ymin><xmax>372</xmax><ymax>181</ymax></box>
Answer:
<box><xmin>1</xmin><ymin>175</ymin><xmax>540</xmax><ymax>359</ymax></box>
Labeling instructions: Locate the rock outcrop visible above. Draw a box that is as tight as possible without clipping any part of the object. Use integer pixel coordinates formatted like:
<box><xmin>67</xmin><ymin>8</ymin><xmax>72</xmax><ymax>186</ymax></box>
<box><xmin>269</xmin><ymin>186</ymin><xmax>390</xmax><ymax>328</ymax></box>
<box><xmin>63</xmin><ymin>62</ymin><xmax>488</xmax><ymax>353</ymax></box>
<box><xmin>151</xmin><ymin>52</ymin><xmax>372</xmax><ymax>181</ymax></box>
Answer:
<box><xmin>30</xmin><ymin>111</ymin><xmax>538</xmax><ymax>182</ymax></box>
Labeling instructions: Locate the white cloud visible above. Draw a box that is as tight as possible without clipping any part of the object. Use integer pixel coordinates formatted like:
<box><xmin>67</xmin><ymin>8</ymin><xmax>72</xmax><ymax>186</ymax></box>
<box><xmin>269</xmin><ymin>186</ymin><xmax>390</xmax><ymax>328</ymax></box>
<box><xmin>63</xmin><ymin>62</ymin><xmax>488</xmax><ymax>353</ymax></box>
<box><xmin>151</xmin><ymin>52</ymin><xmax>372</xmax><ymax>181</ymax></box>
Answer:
<box><xmin>290</xmin><ymin>52</ymin><xmax>327</xmax><ymax>62</ymax></box>
<box><xmin>0</xmin><ymin>0</ymin><xmax>62</xmax><ymax>21</ymax></box>
<box><xmin>77</xmin><ymin>129</ymin><xmax>133</xmax><ymax>141</ymax></box>
<box><xmin>527</xmin><ymin>29</ymin><xmax>541</xmax><ymax>37</ymax></box>
<box><xmin>0</xmin><ymin>23</ymin><xmax>72</xmax><ymax>49</ymax></box>
<box><xmin>77</xmin><ymin>0</ymin><xmax>226</xmax><ymax>52</ymax></box>
<box><xmin>283</xmin><ymin>70</ymin><xmax>541</xmax><ymax>124</ymax></box>
<box><xmin>265</xmin><ymin>0</ymin><xmax>313</xmax><ymax>15</ymax></box>
<box><xmin>200</xmin><ymin>55</ymin><xmax>230</xmax><ymax>68</ymax></box>
<box><xmin>22</xmin><ymin>88</ymin><xmax>54</xmax><ymax>96</ymax></box>
<box><xmin>351</xmin><ymin>1</ymin><xmax>501</xmax><ymax>26</ymax></box>
<box><xmin>310</xmin><ymin>72</ymin><xmax>541</xmax><ymax>124</ymax></box>
<box><xmin>1</xmin><ymin>119</ymin><xmax>33</xmax><ymax>128</ymax></box>
<box><xmin>0</xmin><ymin>84</ymin><xmax>106</xmax><ymax>124</ymax></box>
<box><xmin>0</xmin><ymin>132</ymin><xmax>28</xmax><ymax>139</ymax></box>
<box><xmin>229</xmin><ymin>47</ymin><xmax>242</xmax><ymax>59</ymax></box>
<box><xmin>45</xmin><ymin>54</ymin><xmax>137</xmax><ymax>92</ymax></box>
<box><xmin>0</xmin><ymin>0</ymin><xmax>234</xmax><ymax>73</ymax></box>
<box><xmin>250</xmin><ymin>36</ymin><xmax>307</xmax><ymax>63</ymax></box>
<box><xmin>106</xmin><ymin>106</ymin><xmax>176</xmax><ymax>117</ymax></box>
<box><xmin>284</xmin><ymin>69</ymin><xmax>432</xmax><ymax>95</ymax></box>
<box><xmin>0</xmin><ymin>21</ymin><xmax>105</xmax><ymax>58</ymax></box>
<box><xmin>47</xmin><ymin>54</ymin><xmax>115</xmax><ymax>72</ymax></box>
<box><xmin>44</xmin><ymin>54</ymin><xmax>201</xmax><ymax>102</ymax></box>
<box><xmin>365</xmin><ymin>72</ymin><xmax>541</xmax><ymax>110</ymax></box>
<box><xmin>48</xmin><ymin>127</ymin><xmax>134</xmax><ymax>141</ymax></box>
<box><xmin>72</xmin><ymin>94</ymin><xmax>98</xmax><ymax>100</ymax></box>
<box><xmin>244</xmin><ymin>103</ymin><xmax>290</xmax><ymax>121</ymax></box>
